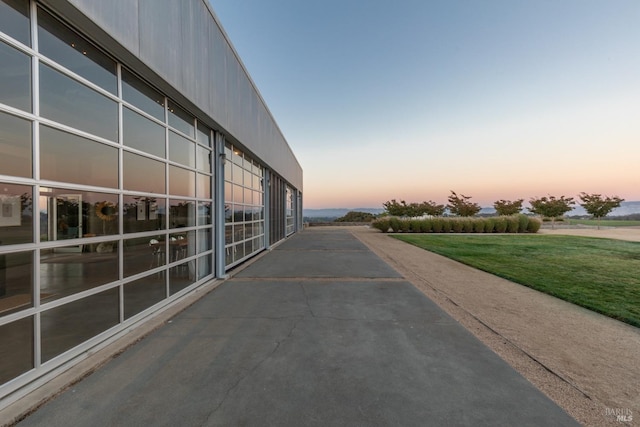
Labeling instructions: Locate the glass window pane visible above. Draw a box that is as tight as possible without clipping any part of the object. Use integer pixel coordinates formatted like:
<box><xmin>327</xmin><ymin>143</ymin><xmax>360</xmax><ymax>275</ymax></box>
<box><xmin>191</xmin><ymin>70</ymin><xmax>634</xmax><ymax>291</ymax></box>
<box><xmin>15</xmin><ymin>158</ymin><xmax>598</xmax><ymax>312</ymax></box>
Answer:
<box><xmin>37</xmin><ymin>8</ymin><xmax>116</xmax><ymax>94</ymax></box>
<box><xmin>196</xmin><ymin>122</ymin><xmax>211</xmax><ymax>147</ymax></box>
<box><xmin>0</xmin><ymin>111</ymin><xmax>31</xmax><ymax>178</ymax></box>
<box><xmin>169</xmin><ymin>131</ymin><xmax>195</xmax><ymax>167</ymax></box>
<box><xmin>196</xmin><ymin>145</ymin><xmax>211</xmax><ymax>173</ymax></box>
<box><xmin>0</xmin><ymin>0</ymin><xmax>30</xmax><ymax>46</ymax></box>
<box><xmin>0</xmin><ymin>41</ymin><xmax>31</xmax><ymax>112</ymax></box>
<box><xmin>197</xmin><ymin>255</ymin><xmax>211</xmax><ymax>280</ymax></box>
<box><xmin>38</xmin><ymin>189</ymin><xmax>118</xmax><ymax>241</ymax></box>
<box><xmin>0</xmin><ymin>183</ymin><xmax>33</xmax><ymax>245</ymax></box>
<box><xmin>169</xmin><ymin>260</ymin><xmax>195</xmax><ymax>295</ymax></box>
<box><xmin>197</xmin><ymin>173</ymin><xmax>211</xmax><ymax>199</ymax></box>
<box><xmin>40</xmin><ymin>125</ymin><xmax>118</xmax><ymax>188</ymax></box>
<box><xmin>39</xmin><ymin>64</ymin><xmax>118</xmax><ymax>141</ymax></box>
<box><xmin>169</xmin><ymin>199</ymin><xmax>195</xmax><ymax>229</ymax></box>
<box><xmin>121</xmin><ymin>68</ymin><xmax>164</xmax><ymax>121</ymax></box>
<box><xmin>123</xmin><ymin>151</ymin><xmax>166</xmax><ymax>194</ymax></box>
<box><xmin>124</xmin><ymin>236</ymin><xmax>164</xmax><ymax>277</ymax></box>
<box><xmin>197</xmin><ymin>201</ymin><xmax>211</xmax><ymax>226</ymax></box>
<box><xmin>0</xmin><ymin>316</ymin><xmax>34</xmax><ymax>384</ymax></box>
<box><xmin>123</xmin><ymin>195</ymin><xmax>165</xmax><ymax>233</ymax></box>
<box><xmin>224</xmin><ymin>182</ymin><xmax>232</xmax><ymax>203</ymax></box>
<box><xmin>168</xmin><ymin>165</ymin><xmax>195</xmax><ymax>197</ymax></box>
<box><xmin>198</xmin><ymin>228</ymin><xmax>211</xmax><ymax>253</ymax></box>
<box><xmin>167</xmin><ymin>101</ymin><xmax>194</xmax><ymax>137</ymax></box>
<box><xmin>40</xmin><ymin>241</ymin><xmax>118</xmax><ymax>302</ymax></box>
<box><xmin>0</xmin><ymin>250</ymin><xmax>33</xmax><ymax>316</ymax></box>
<box><xmin>123</xmin><ymin>107</ymin><xmax>165</xmax><ymax>158</ymax></box>
<box><xmin>123</xmin><ymin>274</ymin><xmax>166</xmax><ymax>319</ymax></box>
<box><xmin>40</xmin><ymin>287</ymin><xmax>119</xmax><ymax>362</ymax></box>
<box><xmin>169</xmin><ymin>230</ymin><xmax>195</xmax><ymax>261</ymax></box>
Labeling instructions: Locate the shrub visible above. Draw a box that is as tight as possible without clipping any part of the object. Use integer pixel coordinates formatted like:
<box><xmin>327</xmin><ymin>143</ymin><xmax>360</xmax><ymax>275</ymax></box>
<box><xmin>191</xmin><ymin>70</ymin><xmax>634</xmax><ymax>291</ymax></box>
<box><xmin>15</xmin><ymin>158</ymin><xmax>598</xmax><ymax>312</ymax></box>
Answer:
<box><xmin>420</xmin><ymin>219</ymin><xmax>433</xmax><ymax>233</ymax></box>
<box><xmin>441</xmin><ymin>219</ymin><xmax>452</xmax><ymax>233</ymax></box>
<box><xmin>494</xmin><ymin>217</ymin><xmax>508</xmax><ymax>233</ymax></box>
<box><xmin>506</xmin><ymin>216</ymin><xmax>520</xmax><ymax>233</ymax></box>
<box><xmin>431</xmin><ymin>218</ymin><xmax>443</xmax><ymax>233</ymax></box>
<box><xmin>517</xmin><ymin>214</ymin><xmax>529</xmax><ymax>233</ymax></box>
<box><xmin>484</xmin><ymin>218</ymin><xmax>495</xmax><ymax>233</ymax></box>
<box><xmin>527</xmin><ymin>217</ymin><xmax>542</xmax><ymax>233</ymax></box>
<box><xmin>472</xmin><ymin>218</ymin><xmax>485</xmax><ymax>233</ymax></box>
<box><xmin>461</xmin><ymin>219</ymin><xmax>474</xmax><ymax>233</ymax></box>
<box><xmin>451</xmin><ymin>219</ymin><xmax>463</xmax><ymax>233</ymax></box>
<box><xmin>399</xmin><ymin>219</ymin><xmax>410</xmax><ymax>232</ymax></box>
<box><xmin>389</xmin><ymin>217</ymin><xmax>402</xmax><ymax>232</ymax></box>
<box><xmin>409</xmin><ymin>219</ymin><xmax>422</xmax><ymax>233</ymax></box>
<box><xmin>372</xmin><ymin>218</ymin><xmax>390</xmax><ymax>233</ymax></box>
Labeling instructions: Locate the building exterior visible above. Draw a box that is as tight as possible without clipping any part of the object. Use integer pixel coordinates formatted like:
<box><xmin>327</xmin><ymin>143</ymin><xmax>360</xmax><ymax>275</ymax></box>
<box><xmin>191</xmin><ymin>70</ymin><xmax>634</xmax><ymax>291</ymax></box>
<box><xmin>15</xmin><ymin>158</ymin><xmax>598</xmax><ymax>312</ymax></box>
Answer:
<box><xmin>0</xmin><ymin>0</ymin><xmax>303</xmax><ymax>407</ymax></box>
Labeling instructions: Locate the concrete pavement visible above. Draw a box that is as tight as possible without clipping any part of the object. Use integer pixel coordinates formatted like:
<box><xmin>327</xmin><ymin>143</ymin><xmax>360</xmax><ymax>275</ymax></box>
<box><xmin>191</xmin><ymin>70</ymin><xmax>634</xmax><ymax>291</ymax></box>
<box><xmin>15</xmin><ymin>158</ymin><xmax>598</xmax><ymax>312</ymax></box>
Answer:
<box><xmin>16</xmin><ymin>229</ymin><xmax>579</xmax><ymax>426</ymax></box>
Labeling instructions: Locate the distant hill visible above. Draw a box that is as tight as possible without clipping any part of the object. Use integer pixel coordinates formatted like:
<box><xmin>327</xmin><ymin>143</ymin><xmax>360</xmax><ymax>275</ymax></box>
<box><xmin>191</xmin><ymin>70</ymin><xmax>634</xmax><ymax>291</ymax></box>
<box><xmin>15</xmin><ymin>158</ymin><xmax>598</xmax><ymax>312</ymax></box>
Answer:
<box><xmin>305</xmin><ymin>201</ymin><xmax>640</xmax><ymax>218</ymax></box>
<box><xmin>303</xmin><ymin>208</ymin><xmax>385</xmax><ymax>218</ymax></box>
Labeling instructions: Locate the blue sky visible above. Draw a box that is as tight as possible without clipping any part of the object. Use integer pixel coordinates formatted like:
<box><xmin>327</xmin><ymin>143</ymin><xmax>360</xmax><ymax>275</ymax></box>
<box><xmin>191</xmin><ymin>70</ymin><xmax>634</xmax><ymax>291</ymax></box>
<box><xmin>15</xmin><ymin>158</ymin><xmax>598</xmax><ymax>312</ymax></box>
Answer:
<box><xmin>210</xmin><ymin>0</ymin><xmax>640</xmax><ymax>208</ymax></box>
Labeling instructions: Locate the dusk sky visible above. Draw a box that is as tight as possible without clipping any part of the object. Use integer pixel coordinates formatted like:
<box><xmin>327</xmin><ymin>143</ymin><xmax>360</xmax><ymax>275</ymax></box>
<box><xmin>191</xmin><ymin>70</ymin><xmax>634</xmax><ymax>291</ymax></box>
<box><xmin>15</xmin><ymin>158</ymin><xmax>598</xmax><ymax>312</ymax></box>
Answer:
<box><xmin>210</xmin><ymin>0</ymin><xmax>640</xmax><ymax>209</ymax></box>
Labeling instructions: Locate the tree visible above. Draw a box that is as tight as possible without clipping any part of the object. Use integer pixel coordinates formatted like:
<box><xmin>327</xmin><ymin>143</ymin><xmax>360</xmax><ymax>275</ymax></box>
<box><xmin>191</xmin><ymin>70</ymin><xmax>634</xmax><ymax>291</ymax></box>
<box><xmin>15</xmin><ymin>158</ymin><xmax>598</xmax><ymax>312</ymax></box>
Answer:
<box><xmin>528</xmin><ymin>195</ymin><xmax>575</xmax><ymax>229</ymax></box>
<box><xmin>382</xmin><ymin>199</ymin><xmax>445</xmax><ymax>217</ymax></box>
<box><xmin>447</xmin><ymin>191</ymin><xmax>481</xmax><ymax>217</ymax></box>
<box><xmin>335</xmin><ymin>211</ymin><xmax>375</xmax><ymax>223</ymax></box>
<box><xmin>578</xmin><ymin>193</ymin><xmax>624</xmax><ymax>229</ymax></box>
<box><xmin>493</xmin><ymin>199</ymin><xmax>524</xmax><ymax>216</ymax></box>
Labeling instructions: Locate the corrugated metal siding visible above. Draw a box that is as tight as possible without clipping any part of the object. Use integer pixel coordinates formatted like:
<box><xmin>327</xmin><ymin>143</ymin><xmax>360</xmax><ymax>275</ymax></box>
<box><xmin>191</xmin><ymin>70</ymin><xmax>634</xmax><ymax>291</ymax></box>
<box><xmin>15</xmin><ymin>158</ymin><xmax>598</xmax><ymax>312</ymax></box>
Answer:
<box><xmin>53</xmin><ymin>0</ymin><xmax>302</xmax><ymax>190</ymax></box>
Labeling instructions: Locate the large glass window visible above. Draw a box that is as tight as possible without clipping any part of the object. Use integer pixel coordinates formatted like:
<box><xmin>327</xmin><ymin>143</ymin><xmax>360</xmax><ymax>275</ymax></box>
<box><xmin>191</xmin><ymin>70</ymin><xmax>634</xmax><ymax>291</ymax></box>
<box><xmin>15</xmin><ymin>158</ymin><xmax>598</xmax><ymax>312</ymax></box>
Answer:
<box><xmin>0</xmin><ymin>112</ymin><xmax>31</xmax><ymax>178</ymax></box>
<box><xmin>0</xmin><ymin>41</ymin><xmax>31</xmax><ymax>112</ymax></box>
<box><xmin>169</xmin><ymin>199</ymin><xmax>195</xmax><ymax>229</ymax></box>
<box><xmin>167</xmin><ymin>101</ymin><xmax>194</xmax><ymax>137</ymax></box>
<box><xmin>121</xmin><ymin>69</ymin><xmax>165</xmax><ymax>121</ymax></box>
<box><xmin>39</xmin><ymin>188</ymin><xmax>118</xmax><ymax>241</ymax></box>
<box><xmin>0</xmin><ymin>183</ymin><xmax>33</xmax><ymax>245</ymax></box>
<box><xmin>0</xmin><ymin>250</ymin><xmax>33</xmax><ymax>316</ymax></box>
<box><xmin>124</xmin><ymin>236</ymin><xmax>164</xmax><ymax>277</ymax></box>
<box><xmin>123</xmin><ymin>151</ymin><xmax>166</xmax><ymax>194</ymax></box>
<box><xmin>37</xmin><ymin>8</ymin><xmax>117</xmax><ymax>94</ymax></box>
<box><xmin>39</xmin><ymin>64</ymin><xmax>118</xmax><ymax>142</ymax></box>
<box><xmin>168</xmin><ymin>165</ymin><xmax>195</xmax><ymax>197</ymax></box>
<box><xmin>123</xmin><ymin>107</ymin><xmax>165</xmax><ymax>158</ymax></box>
<box><xmin>40</xmin><ymin>125</ymin><xmax>118</xmax><ymax>188</ymax></box>
<box><xmin>123</xmin><ymin>274</ymin><xmax>166</xmax><ymax>320</ymax></box>
<box><xmin>224</xmin><ymin>144</ymin><xmax>264</xmax><ymax>267</ymax></box>
<box><xmin>0</xmin><ymin>0</ymin><xmax>30</xmax><ymax>46</ymax></box>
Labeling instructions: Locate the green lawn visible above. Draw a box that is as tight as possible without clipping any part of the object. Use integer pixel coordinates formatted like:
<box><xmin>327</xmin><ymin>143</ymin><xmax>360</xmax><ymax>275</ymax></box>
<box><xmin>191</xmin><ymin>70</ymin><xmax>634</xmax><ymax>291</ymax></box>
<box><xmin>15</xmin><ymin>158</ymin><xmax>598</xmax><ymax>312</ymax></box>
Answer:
<box><xmin>565</xmin><ymin>219</ymin><xmax>640</xmax><ymax>227</ymax></box>
<box><xmin>392</xmin><ymin>234</ymin><xmax>640</xmax><ymax>327</ymax></box>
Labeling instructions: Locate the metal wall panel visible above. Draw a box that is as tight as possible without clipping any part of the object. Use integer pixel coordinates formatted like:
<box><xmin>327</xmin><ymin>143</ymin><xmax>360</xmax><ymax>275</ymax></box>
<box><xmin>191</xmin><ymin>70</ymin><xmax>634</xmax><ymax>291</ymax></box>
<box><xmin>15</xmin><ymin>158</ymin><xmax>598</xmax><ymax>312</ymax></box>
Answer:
<box><xmin>57</xmin><ymin>0</ymin><xmax>302</xmax><ymax>190</ymax></box>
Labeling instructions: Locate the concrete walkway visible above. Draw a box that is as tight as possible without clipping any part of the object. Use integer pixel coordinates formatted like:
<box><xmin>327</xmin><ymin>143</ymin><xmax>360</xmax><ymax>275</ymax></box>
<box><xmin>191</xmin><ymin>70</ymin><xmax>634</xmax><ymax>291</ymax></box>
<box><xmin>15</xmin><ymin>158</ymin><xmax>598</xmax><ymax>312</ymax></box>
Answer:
<box><xmin>16</xmin><ymin>229</ymin><xmax>578</xmax><ymax>426</ymax></box>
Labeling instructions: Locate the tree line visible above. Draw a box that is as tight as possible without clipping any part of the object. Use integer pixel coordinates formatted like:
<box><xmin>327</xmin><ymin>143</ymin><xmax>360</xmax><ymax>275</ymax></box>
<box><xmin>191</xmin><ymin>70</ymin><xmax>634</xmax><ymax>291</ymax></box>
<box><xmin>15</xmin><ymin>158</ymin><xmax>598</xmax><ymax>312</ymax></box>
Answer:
<box><xmin>383</xmin><ymin>191</ymin><xmax>624</xmax><ymax>228</ymax></box>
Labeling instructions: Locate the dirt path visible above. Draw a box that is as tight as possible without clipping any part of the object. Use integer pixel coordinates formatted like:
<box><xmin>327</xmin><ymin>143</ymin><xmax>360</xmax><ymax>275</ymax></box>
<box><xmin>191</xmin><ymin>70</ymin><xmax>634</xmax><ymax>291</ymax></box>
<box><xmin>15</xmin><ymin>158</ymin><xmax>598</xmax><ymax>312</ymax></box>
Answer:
<box><xmin>349</xmin><ymin>226</ymin><xmax>639</xmax><ymax>427</ymax></box>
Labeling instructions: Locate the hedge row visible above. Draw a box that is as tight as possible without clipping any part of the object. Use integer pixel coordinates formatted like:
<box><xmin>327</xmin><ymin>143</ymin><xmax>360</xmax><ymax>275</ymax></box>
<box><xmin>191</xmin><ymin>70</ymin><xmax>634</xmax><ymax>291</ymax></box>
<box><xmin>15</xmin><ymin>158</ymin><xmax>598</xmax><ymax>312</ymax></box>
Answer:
<box><xmin>371</xmin><ymin>214</ymin><xmax>541</xmax><ymax>234</ymax></box>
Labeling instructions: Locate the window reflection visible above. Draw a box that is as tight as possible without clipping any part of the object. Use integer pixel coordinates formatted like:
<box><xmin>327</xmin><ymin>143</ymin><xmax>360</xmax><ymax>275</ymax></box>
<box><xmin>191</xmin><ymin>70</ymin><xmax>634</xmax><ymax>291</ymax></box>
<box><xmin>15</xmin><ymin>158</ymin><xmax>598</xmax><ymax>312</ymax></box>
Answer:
<box><xmin>123</xmin><ymin>107</ymin><xmax>165</xmax><ymax>158</ymax></box>
<box><xmin>39</xmin><ymin>64</ymin><xmax>118</xmax><ymax>142</ymax></box>
<box><xmin>0</xmin><ymin>41</ymin><xmax>31</xmax><ymax>112</ymax></box>
<box><xmin>169</xmin><ymin>260</ymin><xmax>195</xmax><ymax>295</ymax></box>
<box><xmin>0</xmin><ymin>111</ymin><xmax>31</xmax><ymax>178</ymax></box>
<box><xmin>121</xmin><ymin>68</ymin><xmax>165</xmax><ymax>121</ymax></box>
<box><xmin>197</xmin><ymin>255</ymin><xmax>211</xmax><ymax>280</ymax></box>
<box><xmin>196</xmin><ymin>146</ymin><xmax>211</xmax><ymax>173</ymax></box>
<box><xmin>37</xmin><ymin>8</ymin><xmax>116</xmax><ymax>94</ymax></box>
<box><xmin>196</xmin><ymin>122</ymin><xmax>211</xmax><ymax>147</ymax></box>
<box><xmin>197</xmin><ymin>173</ymin><xmax>211</xmax><ymax>199</ymax></box>
<box><xmin>40</xmin><ymin>125</ymin><xmax>118</xmax><ymax>188</ymax></box>
<box><xmin>40</xmin><ymin>288</ymin><xmax>119</xmax><ymax>362</ymax></box>
<box><xmin>124</xmin><ymin>236</ymin><xmax>163</xmax><ymax>277</ymax></box>
<box><xmin>168</xmin><ymin>165</ymin><xmax>195</xmax><ymax>197</ymax></box>
<box><xmin>123</xmin><ymin>274</ymin><xmax>166</xmax><ymax>319</ymax></box>
<box><xmin>0</xmin><ymin>316</ymin><xmax>33</xmax><ymax>384</ymax></box>
<box><xmin>169</xmin><ymin>230</ymin><xmax>195</xmax><ymax>262</ymax></box>
<box><xmin>0</xmin><ymin>250</ymin><xmax>32</xmax><ymax>317</ymax></box>
<box><xmin>167</xmin><ymin>101</ymin><xmax>194</xmax><ymax>137</ymax></box>
<box><xmin>123</xmin><ymin>195</ymin><xmax>165</xmax><ymax>233</ymax></box>
<box><xmin>0</xmin><ymin>183</ymin><xmax>33</xmax><ymax>245</ymax></box>
<box><xmin>39</xmin><ymin>188</ymin><xmax>118</xmax><ymax>241</ymax></box>
<box><xmin>0</xmin><ymin>0</ymin><xmax>30</xmax><ymax>46</ymax></box>
<box><xmin>40</xmin><ymin>241</ymin><xmax>118</xmax><ymax>303</ymax></box>
<box><xmin>169</xmin><ymin>131</ymin><xmax>195</xmax><ymax>167</ymax></box>
<box><xmin>197</xmin><ymin>201</ymin><xmax>211</xmax><ymax>226</ymax></box>
<box><xmin>169</xmin><ymin>199</ymin><xmax>195</xmax><ymax>229</ymax></box>
<box><xmin>123</xmin><ymin>151</ymin><xmax>166</xmax><ymax>194</ymax></box>
<box><xmin>198</xmin><ymin>228</ymin><xmax>211</xmax><ymax>253</ymax></box>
